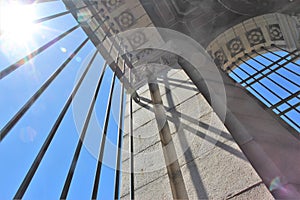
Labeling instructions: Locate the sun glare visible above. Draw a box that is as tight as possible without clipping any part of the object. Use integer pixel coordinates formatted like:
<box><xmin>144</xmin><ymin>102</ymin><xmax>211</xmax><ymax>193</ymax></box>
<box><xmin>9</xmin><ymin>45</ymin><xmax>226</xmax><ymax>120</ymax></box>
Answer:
<box><xmin>0</xmin><ymin>1</ymin><xmax>39</xmax><ymax>45</ymax></box>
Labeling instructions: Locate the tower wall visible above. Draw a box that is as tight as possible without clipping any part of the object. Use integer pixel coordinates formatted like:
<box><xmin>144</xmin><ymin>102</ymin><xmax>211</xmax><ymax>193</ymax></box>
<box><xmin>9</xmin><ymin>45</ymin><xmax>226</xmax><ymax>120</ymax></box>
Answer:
<box><xmin>120</xmin><ymin>68</ymin><xmax>273</xmax><ymax>199</ymax></box>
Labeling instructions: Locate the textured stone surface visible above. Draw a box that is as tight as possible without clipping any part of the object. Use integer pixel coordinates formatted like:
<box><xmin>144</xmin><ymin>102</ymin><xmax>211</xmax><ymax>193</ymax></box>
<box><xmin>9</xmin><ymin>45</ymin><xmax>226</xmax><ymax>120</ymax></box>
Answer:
<box><xmin>125</xmin><ymin>69</ymin><xmax>197</xmax><ymax>115</ymax></box>
<box><xmin>121</xmin><ymin>174</ymin><xmax>173</xmax><ymax>200</ymax></box>
<box><xmin>181</xmin><ymin>141</ymin><xmax>264</xmax><ymax>199</ymax></box>
<box><xmin>120</xmin><ymin>68</ymin><xmax>272</xmax><ymax>199</ymax></box>
<box><xmin>161</xmin><ymin>81</ymin><xmax>199</xmax><ymax>110</ymax></box>
<box><xmin>120</xmin><ymin>142</ymin><xmax>168</xmax><ymax>197</ymax></box>
<box><xmin>123</xmin><ymin>104</ymin><xmax>155</xmax><ymax>134</ymax></box>
<box><xmin>229</xmin><ymin>183</ymin><xmax>274</xmax><ymax>200</ymax></box>
<box><xmin>173</xmin><ymin>111</ymin><xmax>238</xmax><ymax>166</ymax></box>
<box><xmin>122</xmin><ymin>119</ymin><xmax>160</xmax><ymax>161</ymax></box>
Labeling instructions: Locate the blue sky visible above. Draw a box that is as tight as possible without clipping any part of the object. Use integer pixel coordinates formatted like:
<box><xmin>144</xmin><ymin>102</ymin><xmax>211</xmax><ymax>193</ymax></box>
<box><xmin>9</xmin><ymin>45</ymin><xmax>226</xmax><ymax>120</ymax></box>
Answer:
<box><xmin>0</xmin><ymin>0</ymin><xmax>299</xmax><ymax>199</ymax></box>
<box><xmin>0</xmin><ymin>1</ymin><xmax>122</xmax><ymax>199</ymax></box>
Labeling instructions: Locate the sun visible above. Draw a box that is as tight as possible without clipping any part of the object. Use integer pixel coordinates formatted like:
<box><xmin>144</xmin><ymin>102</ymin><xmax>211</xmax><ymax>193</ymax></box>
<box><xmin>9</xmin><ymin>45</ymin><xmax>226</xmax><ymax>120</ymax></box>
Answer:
<box><xmin>0</xmin><ymin>1</ymin><xmax>39</xmax><ymax>45</ymax></box>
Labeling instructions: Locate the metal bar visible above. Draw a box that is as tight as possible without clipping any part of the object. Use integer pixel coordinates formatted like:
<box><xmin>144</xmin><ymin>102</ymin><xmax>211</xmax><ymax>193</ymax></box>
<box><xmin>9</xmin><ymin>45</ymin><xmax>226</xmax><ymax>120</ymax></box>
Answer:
<box><xmin>84</xmin><ymin>1</ymin><xmax>110</xmax><ymax>34</ymax></box>
<box><xmin>113</xmin><ymin>39</ymin><xmax>127</xmax><ymax>199</ymax></box>
<box><xmin>230</xmin><ymin>67</ymin><xmax>300</xmax><ymax>130</ymax></box>
<box><xmin>127</xmin><ymin>64</ymin><xmax>135</xmax><ymax>199</ymax></box>
<box><xmin>272</xmin><ymin>45</ymin><xmax>300</xmax><ymax>62</ymax></box>
<box><xmin>233</xmin><ymin>62</ymin><xmax>298</xmax><ymax>113</ymax></box>
<box><xmin>92</xmin><ymin>32</ymin><xmax>120</xmax><ymax>198</ymax></box>
<box><xmin>32</xmin><ymin>3</ymin><xmax>98</xmax><ymax>24</ymax></box>
<box><xmin>21</xmin><ymin>0</ymin><xmax>59</xmax><ymax>3</ymax></box>
<box><xmin>0</xmin><ymin>25</ymin><xmax>80</xmax><ymax>80</ymax></box>
<box><xmin>240</xmin><ymin>49</ymin><xmax>299</xmax><ymax>84</ymax></box>
<box><xmin>17</xmin><ymin>0</ymin><xmax>54</xmax><ymax>4</ymax></box>
<box><xmin>239</xmin><ymin>57</ymin><xmax>300</xmax><ymax>102</ymax></box>
<box><xmin>230</xmin><ymin>68</ymin><xmax>275</xmax><ymax>108</ymax></box>
<box><xmin>245</xmin><ymin>53</ymin><xmax>300</xmax><ymax>88</ymax></box>
<box><xmin>61</xmin><ymin>14</ymin><xmax>115</xmax><ymax>197</ymax></box>
<box><xmin>13</xmin><ymin>50</ymin><xmax>98</xmax><ymax>199</ymax></box>
<box><xmin>0</xmin><ymin>38</ymin><xmax>89</xmax><ymax>142</ymax></box>
<box><xmin>114</xmin><ymin>78</ymin><xmax>125</xmax><ymax>200</ymax></box>
<box><xmin>233</xmin><ymin>63</ymin><xmax>288</xmax><ymax>108</ymax></box>
<box><xmin>33</xmin><ymin>11</ymin><xmax>71</xmax><ymax>24</ymax></box>
<box><xmin>60</xmin><ymin>62</ymin><xmax>107</xmax><ymax>199</ymax></box>
<box><xmin>255</xmin><ymin>50</ymin><xmax>300</xmax><ymax>77</ymax></box>
<box><xmin>92</xmin><ymin>72</ymin><xmax>117</xmax><ymax>199</ymax></box>
<box><xmin>32</xmin><ymin>4</ymin><xmax>90</xmax><ymax>24</ymax></box>
<box><xmin>280</xmin><ymin>116</ymin><xmax>300</xmax><ymax>130</ymax></box>
<box><xmin>270</xmin><ymin>91</ymin><xmax>300</xmax><ymax>109</ymax></box>
<box><xmin>129</xmin><ymin>95</ymin><xmax>135</xmax><ymax>200</ymax></box>
<box><xmin>94</xmin><ymin>17</ymin><xmax>109</xmax><ymax>33</ymax></box>
<box><xmin>262</xmin><ymin>47</ymin><xmax>300</xmax><ymax>68</ymax></box>
<box><xmin>280</xmin><ymin>112</ymin><xmax>300</xmax><ymax>130</ymax></box>
<box><xmin>279</xmin><ymin>102</ymin><xmax>300</xmax><ymax>116</ymax></box>
<box><xmin>35</xmin><ymin>11</ymin><xmax>71</xmax><ymax>23</ymax></box>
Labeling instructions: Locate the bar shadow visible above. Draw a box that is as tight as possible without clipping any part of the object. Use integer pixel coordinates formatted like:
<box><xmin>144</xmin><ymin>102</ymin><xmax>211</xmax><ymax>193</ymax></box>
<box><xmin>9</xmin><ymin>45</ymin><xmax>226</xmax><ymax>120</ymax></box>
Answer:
<box><xmin>133</xmin><ymin>85</ymin><xmax>247</xmax><ymax>199</ymax></box>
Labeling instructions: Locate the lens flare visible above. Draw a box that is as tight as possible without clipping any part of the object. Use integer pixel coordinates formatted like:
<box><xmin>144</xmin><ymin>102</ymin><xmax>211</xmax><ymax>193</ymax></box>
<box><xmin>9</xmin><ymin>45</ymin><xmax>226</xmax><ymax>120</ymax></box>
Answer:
<box><xmin>60</xmin><ymin>47</ymin><xmax>67</xmax><ymax>53</ymax></box>
<box><xmin>0</xmin><ymin>1</ymin><xmax>39</xmax><ymax>44</ymax></box>
<box><xmin>269</xmin><ymin>177</ymin><xmax>286</xmax><ymax>192</ymax></box>
<box><xmin>20</xmin><ymin>126</ymin><xmax>37</xmax><ymax>143</ymax></box>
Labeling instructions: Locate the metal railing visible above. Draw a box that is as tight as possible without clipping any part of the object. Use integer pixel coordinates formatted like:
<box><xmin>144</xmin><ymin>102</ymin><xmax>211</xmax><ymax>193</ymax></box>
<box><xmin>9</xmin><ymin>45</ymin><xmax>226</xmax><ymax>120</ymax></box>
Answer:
<box><xmin>0</xmin><ymin>1</ymin><xmax>135</xmax><ymax>199</ymax></box>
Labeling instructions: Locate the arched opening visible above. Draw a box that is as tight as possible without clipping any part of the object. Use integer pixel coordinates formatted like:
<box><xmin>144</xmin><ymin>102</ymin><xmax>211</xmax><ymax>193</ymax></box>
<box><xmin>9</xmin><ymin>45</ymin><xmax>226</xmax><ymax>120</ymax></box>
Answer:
<box><xmin>228</xmin><ymin>48</ymin><xmax>300</xmax><ymax>133</ymax></box>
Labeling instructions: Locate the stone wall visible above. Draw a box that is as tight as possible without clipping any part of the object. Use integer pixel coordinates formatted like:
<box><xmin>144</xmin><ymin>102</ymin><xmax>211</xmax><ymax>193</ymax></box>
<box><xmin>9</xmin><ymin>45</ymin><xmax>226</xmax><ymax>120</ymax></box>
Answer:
<box><xmin>119</xmin><ymin>68</ymin><xmax>273</xmax><ymax>199</ymax></box>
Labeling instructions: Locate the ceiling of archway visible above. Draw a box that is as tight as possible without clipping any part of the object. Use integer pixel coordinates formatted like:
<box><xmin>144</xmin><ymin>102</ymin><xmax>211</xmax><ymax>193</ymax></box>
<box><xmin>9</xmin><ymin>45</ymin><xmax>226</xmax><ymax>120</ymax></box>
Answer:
<box><xmin>140</xmin><ymin>0</ymin><xmax>300</xmax><ymax>47</ymax></box>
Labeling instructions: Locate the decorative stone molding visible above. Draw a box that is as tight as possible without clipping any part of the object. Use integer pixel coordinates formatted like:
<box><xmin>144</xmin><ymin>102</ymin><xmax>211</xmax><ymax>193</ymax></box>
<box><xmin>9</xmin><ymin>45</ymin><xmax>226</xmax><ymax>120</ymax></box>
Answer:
<box><xmin>102</xmin><ymin>0</ymin><xmax>125</xmax><ymax>13</ymax></box>
<box><xmin>206</xmin><ymin>13</ymin><xmax>300</xmax><ymax>70</ymax></box>
<box><xmin>114</xmin><ymin>11</ymin><xmax>135</xmax><ymax>31</ymax></box>
<box><xmin>122</xmin><ymin>50</ymin><xmax>180</xmax><ymax>91</ymax></box>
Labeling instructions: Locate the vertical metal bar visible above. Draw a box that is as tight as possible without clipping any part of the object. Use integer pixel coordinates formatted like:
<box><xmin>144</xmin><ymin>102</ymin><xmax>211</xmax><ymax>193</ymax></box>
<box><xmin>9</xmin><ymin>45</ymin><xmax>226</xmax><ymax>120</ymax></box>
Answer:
<box><xmin>13</xmin><ymin>50</ymin><xmax>98</xmax><ymax>199</ymax></box>
<box><xmin>0</xmin><ymin>38</ymin><xmax>89</xmax><ymax>142</ymax></box>
<box><xmin>127</xmin><ymin>64</ymin><xmax>135</xmax><ymax>199</ymax></box>
<box><xmin>92</xmin><ymin>32</ymin><xmax>120</xmax><ymax>199</ymax></box>
<box><xmin>114</xmin><ymin>40</ymin><xmax>128</xmax><ymax>200</ymax></box>
<box><xmin>114</xmin><ymin>77</ymin><xmax>125</xmax><ymax>200</ymax></box>
<box><xmin>129</xmin><ymin>94</ymin><xmax>135</xmax><ymax>200</ymax></box>
<box><xmin>60</xmin><ymin>61</ymin><xmax>107</xmax><ymax>199</ymax></box>
<box><xmin>0</xmin><ymin>25</ymin><xmax>80</xmax><ymax>80</ymax></box>
<box><xmin>61</xmin><ymin>16</ymin><xmax>116</xmax><ymax>197</ymax></box>
<box><xmin>91</xmin><ymin>72</ymin><xmax>117</xmax><ymax>199</ymax></box>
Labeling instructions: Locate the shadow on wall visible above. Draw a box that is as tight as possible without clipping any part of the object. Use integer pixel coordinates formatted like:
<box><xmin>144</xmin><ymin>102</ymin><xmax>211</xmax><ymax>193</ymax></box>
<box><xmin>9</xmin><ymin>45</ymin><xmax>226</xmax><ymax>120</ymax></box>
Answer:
<box><xmin>131</xmin><ymin>73</ymin><xmax>247</xmax><ymax>199</ymax></box>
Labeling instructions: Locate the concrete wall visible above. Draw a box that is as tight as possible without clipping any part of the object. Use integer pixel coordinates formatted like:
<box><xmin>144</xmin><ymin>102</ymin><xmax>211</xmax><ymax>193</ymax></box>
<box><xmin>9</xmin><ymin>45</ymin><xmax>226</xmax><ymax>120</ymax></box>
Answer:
<box><xmin>119</xmin><ymin>68</ymin><xmax>273</xmax><ymax>199</ymax></box>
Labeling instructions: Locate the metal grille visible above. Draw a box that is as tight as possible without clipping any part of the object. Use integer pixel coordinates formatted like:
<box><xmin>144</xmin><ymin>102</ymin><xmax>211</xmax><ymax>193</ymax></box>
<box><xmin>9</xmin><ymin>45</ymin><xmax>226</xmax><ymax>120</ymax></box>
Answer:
<box><xmin>227</xmin><ymin>45</ymin><xmax>300</xmax><ymax>133</ymax></box>
<box><xmin>0</xmin><ymin>1</ymin><xmax>135</xmax><ymax>199</ymax></box>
